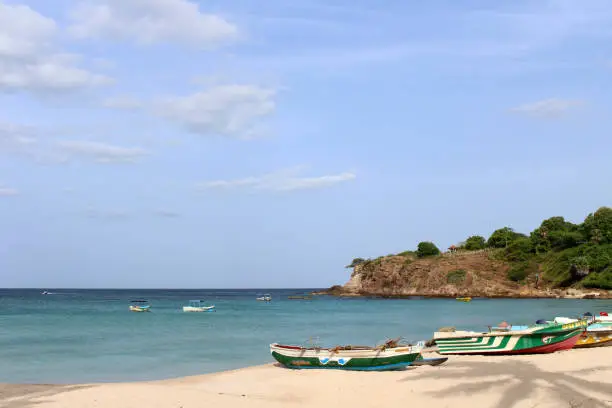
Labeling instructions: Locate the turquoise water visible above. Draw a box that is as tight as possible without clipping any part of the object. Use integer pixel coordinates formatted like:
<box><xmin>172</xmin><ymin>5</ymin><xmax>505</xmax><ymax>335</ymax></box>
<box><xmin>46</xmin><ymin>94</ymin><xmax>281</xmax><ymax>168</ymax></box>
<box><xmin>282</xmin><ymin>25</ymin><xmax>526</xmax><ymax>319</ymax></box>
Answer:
<box><xmin>0</xmin><ymin>289</ymin><xmax>610</xmax><ymax>383</ymax></box>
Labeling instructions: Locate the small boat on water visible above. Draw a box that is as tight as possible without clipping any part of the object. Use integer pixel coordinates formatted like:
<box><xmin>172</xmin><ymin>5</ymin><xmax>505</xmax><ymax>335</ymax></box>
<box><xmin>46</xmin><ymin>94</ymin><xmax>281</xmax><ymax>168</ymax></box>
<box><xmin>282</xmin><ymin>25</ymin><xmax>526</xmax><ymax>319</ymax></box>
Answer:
<box><xmin>554</xmin><ymin>312</ymin><xmax>612</xmax><ymax>348</ymax></box>
<box><xmin>456</xmin><ymin>297</ymin><xmax>472</xmax><ymax>302</ymax></box>
<box><xmin>256</xmin><ymin>294</ymin><xmax>272</xmax><ymax>302</ymax></box>
<box><xmin>183</xmin><ymin>300</ymin><xmax>215</xmax><ymax>313</ymax></box>
<box><xmin>270</xmin><ymin>338</ymin><xmax>427</xmax><ymax>371</ymax></box>
<box><xmin>129</xmin><ymin>299</ymin><xmax>151</xmax><ymax>312</ymax></box>
<box><xmin>433</xmin><ymin>319</ymin><xmax>588</xmax><ymax>355</ymax></box>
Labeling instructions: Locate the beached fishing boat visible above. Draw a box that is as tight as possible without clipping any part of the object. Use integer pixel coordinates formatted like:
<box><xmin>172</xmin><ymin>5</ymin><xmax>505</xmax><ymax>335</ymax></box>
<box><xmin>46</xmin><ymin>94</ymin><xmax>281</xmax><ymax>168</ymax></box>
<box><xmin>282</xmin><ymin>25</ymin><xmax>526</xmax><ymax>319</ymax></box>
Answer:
<box><xmin>434</xmin><ymin>319</ymin><xmax>588</xmax><ymax>355</ymax></box>
<box><xmin>554</xmin><ymin>313</ymin><xmax>612</xmax><ymax>348</ymax></box>
<box><xmin>256</xmin><ymin>294</ymin><xmax>272</xmax><ymax>302</ymax></box>
<box><xmin>129</xmin><ymin>300</ymin><xmax>151</xmax><ymax>312</ymax></box>
<box><xmin>456</xmin><ymin>297</ymin><xmax>472</xmax><ymax>302</ymax></box>
<box><xmin>270</xmin><ymin>339</ymin><xmax>425</xmax><ymax>371</ymax></box>
<box><xmin>182</xmin><ymin>300</ymin><xmax>215</xmax><ymax>313</ymax></box>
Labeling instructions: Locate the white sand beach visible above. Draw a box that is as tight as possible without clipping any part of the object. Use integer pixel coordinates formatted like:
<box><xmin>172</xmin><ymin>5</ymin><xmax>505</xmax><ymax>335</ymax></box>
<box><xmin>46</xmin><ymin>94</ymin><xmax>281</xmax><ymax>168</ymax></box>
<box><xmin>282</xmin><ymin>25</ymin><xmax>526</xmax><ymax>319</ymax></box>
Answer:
<box><xmin>2</xmin><ymin>348</ymin><xmax>611</xmax><ymax>408</ymax></box>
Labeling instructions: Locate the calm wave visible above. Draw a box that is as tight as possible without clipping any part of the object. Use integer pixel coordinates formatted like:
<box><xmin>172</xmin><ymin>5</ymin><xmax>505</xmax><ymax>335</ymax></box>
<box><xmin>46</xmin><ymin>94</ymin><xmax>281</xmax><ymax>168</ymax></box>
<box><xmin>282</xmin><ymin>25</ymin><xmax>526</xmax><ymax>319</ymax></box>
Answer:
<box><xmin>0</xmin><ymin>289</ymin><xmax>609</xmax><ymax>383</ymax></box>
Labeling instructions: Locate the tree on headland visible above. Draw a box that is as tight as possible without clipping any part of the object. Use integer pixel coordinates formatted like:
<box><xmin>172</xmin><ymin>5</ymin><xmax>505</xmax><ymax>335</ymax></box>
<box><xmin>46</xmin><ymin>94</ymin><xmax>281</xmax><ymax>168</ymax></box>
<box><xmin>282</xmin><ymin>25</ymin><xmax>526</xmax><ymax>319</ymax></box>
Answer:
<box><xmin>487</xmin><ymin>227</ymin><xmax>525</xmax><ymax>248</ymax></box>
<box><xmin>416</xmin><ymin>241</ymin><xmax>440</xmax><ymax>258</ymax></box>
<box><xmin>582</xmin><ymin>207</ymin><xmax>612</xmax><ymax>244</ymax></box>
<box><xmin>464</xmin><ymin>235</ymin><xmax>486</xmax><ymax>251</ymax></box>
<box><xmin>346</xmin><ymin>258</ymin><xmax>366</xmax><ymax>268</ymax></box>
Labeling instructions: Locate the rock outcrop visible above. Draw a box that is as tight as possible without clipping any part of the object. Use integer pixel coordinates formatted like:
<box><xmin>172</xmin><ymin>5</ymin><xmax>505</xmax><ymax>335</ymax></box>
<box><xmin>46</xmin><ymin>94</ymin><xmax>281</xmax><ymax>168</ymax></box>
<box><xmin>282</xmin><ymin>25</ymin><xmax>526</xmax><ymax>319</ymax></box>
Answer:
<box><xmin>322</xmin><ymin>250</ymin><xmax>611</xmax><ymax>299</ymax></box>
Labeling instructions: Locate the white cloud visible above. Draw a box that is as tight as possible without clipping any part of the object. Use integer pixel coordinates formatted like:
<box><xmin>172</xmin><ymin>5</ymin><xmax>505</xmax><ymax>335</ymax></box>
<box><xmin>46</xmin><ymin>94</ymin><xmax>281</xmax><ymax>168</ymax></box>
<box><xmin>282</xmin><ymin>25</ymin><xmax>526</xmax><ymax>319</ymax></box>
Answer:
<box><xmin>1</xmin><ymin>122</ymin><xmax>150</xmax><ymax>164</ymax></box>
<box><xmin>0</xmin><ymin>3</ymin><xmax>111</xmax><ymax>93</ymax></box>
<box><xmin>56</xmin><ymin>140</ymin><xmax>149</xmax><ymax>163</ymax></box>
<box><xmin>510</xmin><ymin>98</ymin><xmax>584</xmax><ymax>118</ymax></box>
<box><xmin>0</xmin><ymin>3</ymin><xmax>56</xmax><ymax>58</ymax></box>
<box><xmin>0</xmin><ymin>186</ymin><xmax>18</xmax><ymax>196</ymax></box>
<box><xmin>0</xmin><ymin>123</ymin><xmax>38</xmax><ymax>154</ymax></box>
<box><xmin>155</xmin><ymin>85</ymin><xmax>276</xmax><ymax>138</ymax></box>
<box><xmin>68</xmin><ymin>0</ymin><xmax>239</xmax><ymax>47</ymax></box>
<box><xmin>102</xmin><ymin>95</ymin><xmax>143</xmax><ymax>110</ymax></box>
<box><xmin>198</xmin><ymin>167</ymin><xmax>356</xmax><ymax>192</ymax></box>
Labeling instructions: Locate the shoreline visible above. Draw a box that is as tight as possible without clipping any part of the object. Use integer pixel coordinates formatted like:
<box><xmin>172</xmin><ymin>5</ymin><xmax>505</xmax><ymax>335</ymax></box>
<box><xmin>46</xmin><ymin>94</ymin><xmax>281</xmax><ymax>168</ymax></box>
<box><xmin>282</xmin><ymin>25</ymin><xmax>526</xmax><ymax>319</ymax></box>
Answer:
<box><xmin>2</xmin><ymin>348</ymin><xmax>611</xmax><ymax>408</ymax></box>
<box><xmin>312</xmin><ymin>291</ymin><xmax>612</xmax><ymax>300</ymax></box>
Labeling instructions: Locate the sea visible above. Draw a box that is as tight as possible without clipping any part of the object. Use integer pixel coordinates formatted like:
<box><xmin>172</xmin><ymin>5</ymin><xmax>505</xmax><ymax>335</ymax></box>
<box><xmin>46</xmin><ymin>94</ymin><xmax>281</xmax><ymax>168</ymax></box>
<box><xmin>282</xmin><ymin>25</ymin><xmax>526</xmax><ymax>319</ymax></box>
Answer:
<box><xmin>0</xmin><ymin>289</ymin><xmax>610</xmax><ymax>384</ymax></box>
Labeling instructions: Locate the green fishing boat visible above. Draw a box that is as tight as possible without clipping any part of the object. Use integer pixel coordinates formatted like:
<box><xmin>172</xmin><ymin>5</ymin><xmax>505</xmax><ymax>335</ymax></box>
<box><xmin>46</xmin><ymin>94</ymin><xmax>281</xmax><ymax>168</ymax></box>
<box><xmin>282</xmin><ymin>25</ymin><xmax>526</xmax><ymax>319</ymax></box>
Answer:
<box><xmin>270</xmin><ymin>339</ymin><xmax>424</xmax><ymax>371</ymax></box>
<box><xmin>434</xmin><ymin>319</ymin><xmax>588</xmax><ymax>355</ymax></box>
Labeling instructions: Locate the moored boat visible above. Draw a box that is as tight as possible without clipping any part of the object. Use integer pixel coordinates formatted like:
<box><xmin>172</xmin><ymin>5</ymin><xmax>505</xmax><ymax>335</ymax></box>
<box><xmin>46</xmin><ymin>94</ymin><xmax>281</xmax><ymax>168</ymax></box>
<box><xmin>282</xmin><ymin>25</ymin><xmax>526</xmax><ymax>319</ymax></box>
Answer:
<box><xmin>456</xmin><ymin>297</ymin><xmax>472</xmax><ymax>302</ymax></box>
<box><xmin>270</xmin><ymin>339</ymin><xmax>425</xmax><ymax>371</ymax></box>
<box><xmin>129</xmin><ymin>299</ymin><xmax>151</xmax><ymax>312</ymax></box>
<box><xmin>183</xmin><ymin>300</ymin><xmax>216</xmax><ymax>313</ymax></box>
<box><xmin>554</xmin><ymin>312</ymin><xmax>612</xmax><ymax>348</ymax></box>
<box><xmin>434</xmin><ymin>319</ymin><xmax>588</xmax><ymax>355</ymax></box>
<box><xmin>256</xmin><ymin>294</ymin><xmax>272</xmax><ymax>302</ymax></box>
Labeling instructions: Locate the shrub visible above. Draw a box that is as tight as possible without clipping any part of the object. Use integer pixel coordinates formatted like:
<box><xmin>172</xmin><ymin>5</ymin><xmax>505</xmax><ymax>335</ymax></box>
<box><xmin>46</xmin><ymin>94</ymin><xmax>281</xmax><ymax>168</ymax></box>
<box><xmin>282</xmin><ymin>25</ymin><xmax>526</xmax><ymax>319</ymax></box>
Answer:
<box><xmin>581</xmin><ymin>267</ymin><xmax>612</xmax><ymax>289</ymax></box>
<box><xmin>507</xmin><ymin>262</ymin><xmax>530</xmax><ymax>282</ymax></box>
<box><xmin>547</xmin><ymin>231</ymin><xmax>584</xmax><ymax>250</ymax></box>
<box><xmin>346</xmin><ymin>258</ymin><xmax>366</xmax><ymax>268</ymax></box>
<box><xmin>464</xmin><ymin>236</ymin><xmax>486</xmax><ymax>251</ymax></box>
<box><xmin>447</xmin><ymin>269</ymin><xmax>467</xmax><ymax>284</ymax></box>
<box><xmin>397</xmin><ymin>251</ymin><xmax>416</xmax><ymax>258</ymax></box>
<box><xmin>583</xmin><ymin>244</ymin><xmax>612</xmax><ymax>272</ymax></box>
<box><xmin>505</xmin><ymin>237</ymin><xmax>534</xmax><ymax>262</ymax></box>
<box><xmin>416</xmin><ymin>241</ymin><xmax>440</xmax><ymax>258</ymax></box>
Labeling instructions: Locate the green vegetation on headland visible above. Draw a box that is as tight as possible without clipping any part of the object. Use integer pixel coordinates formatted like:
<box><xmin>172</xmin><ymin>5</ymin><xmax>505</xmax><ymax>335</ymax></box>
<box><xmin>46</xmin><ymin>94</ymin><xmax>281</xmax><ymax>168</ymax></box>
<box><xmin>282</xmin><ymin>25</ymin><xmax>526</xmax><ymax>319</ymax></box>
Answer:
<box><xmin>347</xmin><ymin>207</ymin><xmax>612</xmax><ymax>290</ymax></box>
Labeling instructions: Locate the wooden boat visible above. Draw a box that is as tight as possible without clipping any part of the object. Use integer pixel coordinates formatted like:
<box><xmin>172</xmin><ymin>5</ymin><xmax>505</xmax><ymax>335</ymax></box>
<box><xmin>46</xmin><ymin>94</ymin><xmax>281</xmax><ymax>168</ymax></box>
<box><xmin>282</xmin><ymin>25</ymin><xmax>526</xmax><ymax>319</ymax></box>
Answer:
<box><xmin>256</xmin><ymin>294</ymin><xmax>272</xmax><ymax>302</ymax></box>
<box><xmin>411</xmin><ymin>357</ymin><xmax>448</xmax><ymax>366</ymax></box>
<box><xmin>183</xmin><ymin>300</ymin><xmax>215</xmax><ymax>313</ymax></box>
<box><xmin>554</xmin><ymin>313</ymin><xmax>612</xmax><ymax>348</ymax></box>
<box><xmin>433</xmin><ymin>319</ymin><xmax>588</xmax><ymax>355</ymax></box>
<box><xmin>129</xmin><ymin>299</ymin><xmax>151</xmax><ymax>312</ymax></box>
<box><xmin>456</xmin><ymin>297</ymin><xmax>472</xmax><ymax>302</ymax></box>
<box><xmin>270</xmin><ymin>339</ymin><xmax>424</xmax><ymax>371</ymax></box>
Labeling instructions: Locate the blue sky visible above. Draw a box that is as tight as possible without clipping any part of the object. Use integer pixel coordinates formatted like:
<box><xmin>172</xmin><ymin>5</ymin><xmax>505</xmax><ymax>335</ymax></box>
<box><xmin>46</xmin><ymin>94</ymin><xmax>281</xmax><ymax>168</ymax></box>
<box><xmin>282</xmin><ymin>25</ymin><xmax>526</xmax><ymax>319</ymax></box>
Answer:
<box><xmin>1</xmin><ymin>0</ymin><xmax>611</xmax><ymax>288</ymax></box>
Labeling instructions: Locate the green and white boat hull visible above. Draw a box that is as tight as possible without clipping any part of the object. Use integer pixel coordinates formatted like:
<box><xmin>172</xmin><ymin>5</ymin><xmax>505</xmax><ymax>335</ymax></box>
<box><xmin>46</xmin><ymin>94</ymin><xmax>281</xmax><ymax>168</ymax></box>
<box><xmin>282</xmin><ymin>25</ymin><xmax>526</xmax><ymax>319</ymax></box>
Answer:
<box><xmin>270</xmin><ymin>343</ymin><xmax>423</xmax><ymax>370</ymax></box>
<box><xmin>434</xmin><ymin>320</ymin><xmax>588</xmax><ymax>355</ymax></box>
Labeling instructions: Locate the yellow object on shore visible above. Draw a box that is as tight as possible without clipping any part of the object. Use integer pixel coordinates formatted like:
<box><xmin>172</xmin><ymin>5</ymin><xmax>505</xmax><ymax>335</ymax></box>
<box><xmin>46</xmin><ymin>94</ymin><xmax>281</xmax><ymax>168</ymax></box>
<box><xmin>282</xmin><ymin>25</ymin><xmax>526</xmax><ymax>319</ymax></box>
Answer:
<box><xmin>456</xmin><ymin>297</ymin><xmax>472</xmax><ymax>302</ymax></box>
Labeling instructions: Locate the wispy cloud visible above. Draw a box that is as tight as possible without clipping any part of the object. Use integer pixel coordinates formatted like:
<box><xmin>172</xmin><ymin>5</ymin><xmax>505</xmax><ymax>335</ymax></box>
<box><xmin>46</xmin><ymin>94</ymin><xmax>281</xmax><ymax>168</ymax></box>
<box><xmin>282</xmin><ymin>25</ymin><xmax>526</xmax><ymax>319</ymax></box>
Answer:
<box><xmin>197</xmin><ymin>167</ymin><xmax>356</xmax><ymax>192</ymax></box>
<box><xmin>0</xmin><ymin>123</ymin><xmax>38</xmax><ymax>154</ymax></box>
<box><xmin>85</xmin><ymin>208</ymin><xmax>131</xmax><ymax>220</ymax></box>
<box><xmin>102</xmin><ymin>95</ymin><xmax>142</xmax><ymax>110</ymax></box>
<box><xmin>56</xmin><ymin>140</ymin><xmax>149</xmax><ymax>163</ymax></box>
<box><xmin>154</xmin><ymin>209</ymin><xmax>181</xmax><ymax>218</ymax></box>
<box><xmin>0</xmin><ymin>186</ymin><xmax>18</xmax><ymax>196</ymax></box>
<box><xmin>67</xmin><ymin>0</ymin><xmax>239</xmax><ymax>48</ymax></box>
<box><xmin>237</xmin><ymin>1</ymin><xmax>612</xmax><ymax>73</ymax></box>
<box><xmin>154</xmin><ymin>85</ymin><xmax>276</xmax><ymax>139</ymax></box>
<box><xmin>510</xmin><ymin>98</ymin><xmax>584</xmax><ymax>118</ymax></box>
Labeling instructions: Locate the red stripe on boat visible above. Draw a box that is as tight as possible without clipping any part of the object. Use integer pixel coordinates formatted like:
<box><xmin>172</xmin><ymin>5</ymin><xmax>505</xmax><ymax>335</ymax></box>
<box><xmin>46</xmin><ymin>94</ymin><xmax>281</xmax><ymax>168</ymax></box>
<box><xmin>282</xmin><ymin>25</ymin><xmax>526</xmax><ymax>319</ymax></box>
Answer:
<box><xmin>487</xmin><ymin>333</ymin><xmax>581</xmax><ymax>355</ymax></box>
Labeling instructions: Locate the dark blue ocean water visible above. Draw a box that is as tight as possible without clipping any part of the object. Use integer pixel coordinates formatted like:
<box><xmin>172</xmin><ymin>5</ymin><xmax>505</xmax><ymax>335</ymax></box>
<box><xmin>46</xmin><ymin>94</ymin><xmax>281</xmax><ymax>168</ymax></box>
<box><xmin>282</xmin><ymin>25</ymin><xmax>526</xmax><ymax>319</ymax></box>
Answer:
<box><xmin>0</xmin><ymin>289</ymin><xmax>610</xmax><ymax>383</ymax></box>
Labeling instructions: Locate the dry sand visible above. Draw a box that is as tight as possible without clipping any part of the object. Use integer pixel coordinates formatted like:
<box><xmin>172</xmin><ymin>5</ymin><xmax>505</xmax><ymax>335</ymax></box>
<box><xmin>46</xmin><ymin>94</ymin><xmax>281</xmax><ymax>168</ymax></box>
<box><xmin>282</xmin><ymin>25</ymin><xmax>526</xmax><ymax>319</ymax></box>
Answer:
<box><xmin>2</xmin><ymin>348</ymin><xmax>611</xmax><ymax>408</ymax></box>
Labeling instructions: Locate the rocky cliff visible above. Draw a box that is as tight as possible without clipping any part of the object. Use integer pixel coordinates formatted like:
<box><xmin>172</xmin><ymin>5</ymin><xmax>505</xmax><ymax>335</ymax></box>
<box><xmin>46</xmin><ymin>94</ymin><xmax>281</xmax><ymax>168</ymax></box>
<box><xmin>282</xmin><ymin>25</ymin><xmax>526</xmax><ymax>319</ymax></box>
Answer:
<box><xmin>324</xmin><ymin>250</ymin><xmax>611</xmax><ymax>299</ymax></box>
